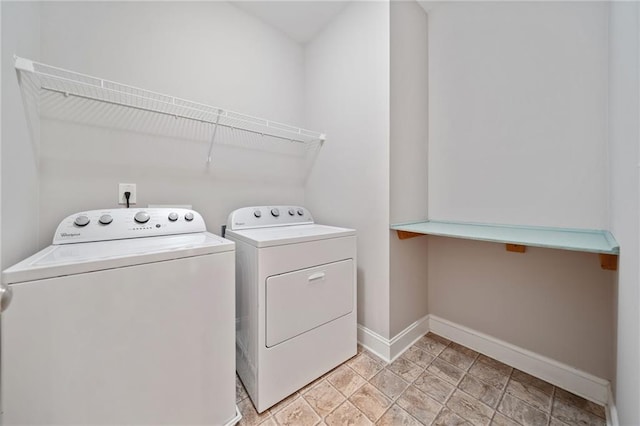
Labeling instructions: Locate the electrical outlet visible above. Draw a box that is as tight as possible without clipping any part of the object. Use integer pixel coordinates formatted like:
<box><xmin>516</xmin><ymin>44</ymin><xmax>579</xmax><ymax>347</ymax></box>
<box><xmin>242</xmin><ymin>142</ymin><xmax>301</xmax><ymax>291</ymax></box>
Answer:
<box><xmin>118</xmin><ymin>183</ymin><xmax>137</xmax><ymax>206</ymax></box>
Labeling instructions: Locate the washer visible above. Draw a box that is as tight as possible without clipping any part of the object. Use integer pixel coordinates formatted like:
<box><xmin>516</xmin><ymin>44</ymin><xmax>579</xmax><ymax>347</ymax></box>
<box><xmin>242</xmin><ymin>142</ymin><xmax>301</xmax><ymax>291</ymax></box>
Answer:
<box><xmin>225</xmin><ymin>206</ymin><xmax>356</xmax><ymax>412</ymax></box>
<box><xmin>1</xmin><ymin>208</ymin><xmax>240</xmax><ymax>426</ymax></box>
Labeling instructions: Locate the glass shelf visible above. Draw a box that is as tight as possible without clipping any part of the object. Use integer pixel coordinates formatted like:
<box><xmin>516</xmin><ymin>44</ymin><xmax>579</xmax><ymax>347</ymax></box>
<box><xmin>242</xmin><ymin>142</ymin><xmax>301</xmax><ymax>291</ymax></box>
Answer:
<box><xmin>390</xmin><ymin>221</ymin><xmax>619</xmax><ymax>255</ymax></box>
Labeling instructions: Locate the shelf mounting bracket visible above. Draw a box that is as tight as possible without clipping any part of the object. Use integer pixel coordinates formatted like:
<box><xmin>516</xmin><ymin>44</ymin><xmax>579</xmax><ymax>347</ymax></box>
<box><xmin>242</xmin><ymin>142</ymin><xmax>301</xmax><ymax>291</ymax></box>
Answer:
<box><xmin>206</xmin><ymin>110</ymin><xmax>223</xmax><ymax>164</ymax></box>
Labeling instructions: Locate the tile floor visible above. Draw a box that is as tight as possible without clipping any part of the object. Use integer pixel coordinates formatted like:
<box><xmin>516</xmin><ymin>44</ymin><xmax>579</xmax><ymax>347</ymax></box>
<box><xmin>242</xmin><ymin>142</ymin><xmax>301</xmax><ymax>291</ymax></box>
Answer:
<box><xmin>235</xmin><ymin>333</ymin><xmax>606</xmax><ymax>426</ymax></box>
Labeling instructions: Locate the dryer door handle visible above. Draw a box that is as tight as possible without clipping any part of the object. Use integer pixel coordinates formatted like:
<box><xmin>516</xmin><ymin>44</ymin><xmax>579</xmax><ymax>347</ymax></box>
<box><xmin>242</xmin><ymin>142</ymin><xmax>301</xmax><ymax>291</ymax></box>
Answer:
<box><xmin>0</xmin><ymin>283</ymin><xmax>13</xmax><ymax>313</ymax></box>
<box><xmin>308</xmin><ymin>272</ymin><xmax>326</xmax><ymax>282</ymax></box>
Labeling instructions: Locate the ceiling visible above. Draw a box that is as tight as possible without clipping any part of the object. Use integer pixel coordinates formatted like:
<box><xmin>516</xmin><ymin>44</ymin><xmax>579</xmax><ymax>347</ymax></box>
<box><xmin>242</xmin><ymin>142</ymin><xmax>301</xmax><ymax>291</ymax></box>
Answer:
<box><xmin>233</xmin><ymin>1</ymin><xmax>351</xmax><ymax>45</ymax></box>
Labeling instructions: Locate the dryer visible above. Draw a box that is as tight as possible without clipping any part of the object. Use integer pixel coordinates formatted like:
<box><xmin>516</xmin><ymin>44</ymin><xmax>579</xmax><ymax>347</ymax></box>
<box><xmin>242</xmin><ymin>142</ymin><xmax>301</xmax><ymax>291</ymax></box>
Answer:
<box><xmin>1</xmin><ymin>208</ymin><xmax>240</xmax><ymax>425</ymax></box>
<box><xmin>225</xmin><ymin>206</ymin><xmax>356</xmax><ymax>413</ymax></box>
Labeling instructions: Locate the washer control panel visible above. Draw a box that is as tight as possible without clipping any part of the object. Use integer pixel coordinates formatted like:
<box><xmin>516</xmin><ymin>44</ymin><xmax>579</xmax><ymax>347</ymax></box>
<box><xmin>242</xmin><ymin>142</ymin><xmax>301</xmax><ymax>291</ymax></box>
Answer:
<box><xmin>227</xmin><ymin>206</ymin><xmax>314</xmax><ymax>230</ymax></box>
<box><xmin>53</xmin><ymin>208</ymin><xmax>206</xmax><ymax>244</ymax></box>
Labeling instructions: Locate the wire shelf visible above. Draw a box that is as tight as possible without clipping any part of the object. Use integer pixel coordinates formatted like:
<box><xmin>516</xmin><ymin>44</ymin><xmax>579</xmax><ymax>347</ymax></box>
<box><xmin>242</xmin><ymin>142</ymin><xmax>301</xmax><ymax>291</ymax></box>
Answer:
<box><xmin>14</xmin><ymin>56</ymin><xmax>326</xmax><ymax>164</ymax></box>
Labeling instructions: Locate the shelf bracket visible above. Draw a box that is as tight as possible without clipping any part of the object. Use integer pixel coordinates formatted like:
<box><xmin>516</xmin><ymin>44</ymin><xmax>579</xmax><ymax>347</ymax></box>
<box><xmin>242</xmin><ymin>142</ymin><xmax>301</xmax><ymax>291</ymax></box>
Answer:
<box><xmin>599</xmin><ymin>254</ymin><xmax>618</xmax><ymax>271</ymax></box>
<box><xmin>206</xmin><ymin>110</ymin><xmax>222</xmax><ymax>164</ymax></box>
<box><xmin>396</xmin><ymin>230</ymin><xmax>424</xmax><ymax>240</ymax></box>
<box><xmin>506</xmin><ymin>244</ymin><xmax>526</xmax><ymax>253</ymax></box>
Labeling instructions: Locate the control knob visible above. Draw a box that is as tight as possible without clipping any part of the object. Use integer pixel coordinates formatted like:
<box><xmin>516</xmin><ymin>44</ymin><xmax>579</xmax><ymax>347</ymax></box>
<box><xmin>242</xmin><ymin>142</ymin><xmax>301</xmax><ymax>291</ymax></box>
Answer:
<box><xmin>288</xmin><ymin>208</ymin><xmax>295</xmax><ymax>216</ymax></box>
<box><xmin>74</xmin><ymin>215</ymin><xmax>90</xmax><ymax>227</ymax></box>
<box><xmin>134</xmin><ymin>211</ymin><xmax>150</xmax><ymax>224</ymax></box>
<box><xmin>184</xmin><ymin>212</ymin><xmax>194</xmax><ymax>222</ymax></box>
<box><xmin>98</xmin><ymin>214</ymin><xmax>113</xmax><ymax>225</ymax></box>
<box><xmin>168</xmin><ymin>212</ymin><xmax>178</xmax><ymax>222</ymax></box>
<box><xmin>297</xmin><ymin>208</ymin><xmax>304</xmax><ymax>216</ymax></box>
<box><xmin>271</xmin><ymin>208</ymin><xmax>280</xmax><ymax>217</ymax></box>
<box><xmin>254</xmin><ymin>210</ymin><xmax>262</xmax><ymax>218</ymax></box>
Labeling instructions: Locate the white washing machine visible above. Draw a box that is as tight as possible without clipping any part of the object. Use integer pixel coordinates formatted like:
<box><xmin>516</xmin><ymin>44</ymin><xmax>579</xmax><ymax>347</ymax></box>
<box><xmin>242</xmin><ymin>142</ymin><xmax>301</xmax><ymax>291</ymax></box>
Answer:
<box><xmin>1</xmin><ymin>208</ymin><xmax>240</xmax><ymax>426</ymax></box>
<box><xmin>225</xmin><ymin>206</ymin><xmax>356</xmax><ymax>413</ymax></box>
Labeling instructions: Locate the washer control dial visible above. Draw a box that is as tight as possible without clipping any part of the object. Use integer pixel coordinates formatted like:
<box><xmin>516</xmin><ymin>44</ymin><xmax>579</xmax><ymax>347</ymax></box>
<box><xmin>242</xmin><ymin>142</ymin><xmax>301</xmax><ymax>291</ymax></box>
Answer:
<box><xmin>168</xmin><ymin>212</ymin><xmax>178</xmax><ymax>222</ymax></box>
<box><xmin>297</xmin><ymin>208</ymin><xmax>304</xmax><ymax>216</ymax></box>
<box><xmin>254</xmin><ymin>210</ymin><xmax>262</xmax><ymax>218</ymax></box>
<box><xmin>184</xmin><ymin>212</ymin><xmax>194</xmax><ymax>221</ymax></box>
<box><xmin>134</xmin><ymin>211</ymin><xmax>150</xmax><ymax>224</ymax></box>
<box><xmin>74</xmin><ymin>215</ymin><xmax>90</xmax><ymax>227</ymax></box>
<box><xmin>288</xmin><ymin>208</ymin><xmax>295</xmax><ymax>216</ymax></box>
<box><xmin>98</xmin><ymin>214</ymin><xmax>113</xmax><ymax>225</ymax></box>
<box><xmin>271</xmin><ymin>208</ymin><xmax>280</xmax><ymax>217</ymax></box>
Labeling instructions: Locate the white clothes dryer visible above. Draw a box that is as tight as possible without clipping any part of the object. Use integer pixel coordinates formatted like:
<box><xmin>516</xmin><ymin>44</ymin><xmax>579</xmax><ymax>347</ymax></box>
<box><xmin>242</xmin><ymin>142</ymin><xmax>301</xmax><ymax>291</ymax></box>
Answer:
<box><xmin>225</xmin><ymin>206</ymin><xmax>357</xmax><ymax>413</ymax></box>
<box><xmin>1</xmin><ymin>208</ymin><xmax>240</xmax><ymax>426</ymax></box>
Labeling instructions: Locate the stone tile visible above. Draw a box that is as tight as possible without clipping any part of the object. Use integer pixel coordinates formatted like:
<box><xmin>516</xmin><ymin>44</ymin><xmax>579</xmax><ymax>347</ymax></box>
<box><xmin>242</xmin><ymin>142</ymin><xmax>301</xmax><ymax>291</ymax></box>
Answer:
<box><xmin>274</xmin><ymin>397</ymin><xmax>322</xmax><ymax>426</ymax></box>
<box><xmin>369</xmin><ymin>369</ymin><xmax>409</xmax><ymax>400</ymax></box>
<box><xmin>505</xmin><ymin>379</ymin><xmax>552</xmax><ymax>412</ymax></box>
<box><xmin>511</xmin><ymin>369</ymin><xmax>554</xmax><ymax>396</ymax></box>
<box><xmin>396</xmin><ymin>385</ymin><xmax>442</xmax><ymax>425</ymax></box>
<box><xmin>427</xmin><ymin>332</ymin><xmax>452</xmax><ymax>345</ymax></box>
<box><xmin>258</xmin><ymin>418</ymin><xmax>277</xmax><ymax>426</ymax></box>
<box><xmin>551</xmin><ymin>397</ymin><xmax>606</xmax><ymax>426</ymax></box>
<box><xmin>238</xmin><ymin>397</ymin><xmax>271</xmax><ymax>426</ymax></box>
<box><xmin>327</xmin><ymin>364</ymin><xmax>367</xmax><ymax>398</ymax></box>
<box><xmin>446</xmin><ymin>389</ymin><xmax>494</xmax><ymax>426</ymax></box>
<box><xmin>349</xmin><ymin>383</ymin><xmax>392</xmax><ymax>422</ymax></box>
<box><xmin>414</xmin><ymin>334</ymin><xmax>448</xmax><ymax>356</ymax></box>
<box><xmin>268</xmin><ymin>392</ymin><xmax>300</xmax><ymax>415</ymax></box>
<box><xmin>376</xmin><ymin>404</ymin><xmax>422</xmax><ymax>426</ymax></box>
<box><xmin>413</xmin><ymin>370</ymin><xmax>455</xmax><ymax>403</ymax></box>
<box><xmin>459</xmin><ymin>374</ymin><xmax>502</xmax><ymax>408</ymax></box>
<box><xmin>468</xmin><ymin>359</ymin><xmax>511</xmax><ymax>390</ymax></box>
<box><xmin>491</xmin><ymin>412</ymin><xmax>520</xmax><ymax>426</ymax></box>
<box><xmin>325</xmin><ymin>400</ymin><xmax>373</xmax><ymax>426</ymax></box>
<box><xmin>428</xmin><ymin>357</ymin><xmax>465</xmax><ymax>385</ymax></box>
<box><xmin>304</xmin><ymin>380</ymin><xmax>346</xmax><ymax>418</ymax></box>
<box><xmin>236</xmin><ymin>375</ymin><xmax>249</xmax><ymax>403</ymax></box>
<box><xmin>348</xmin><ymin>353</ymin><xmax>385</xmax><ymax>380</ymax></box>
<box><xmin>388</xmin><ymin>357</ymin><xmax>424</xmax><ymax>383</ymax></box>
<box><xmin>433</xmin><ymin>407</ymin><xmax>473</xmax><ymax>426</ymax></box>
<box><xmin>439</xmin><ymin>343</ymin><xmax>479</xmax><ymax>371</ymax></box>
<box><xmin>549</xmin><ymin>418</ymin><xmax>569</xmax><ymax>426</ymax></box>
<box><xmin>554</xmin><ymin>388</ymin><xmax>606</xmax><ymax>419</ymax></box>
<box><xmin>498</xmin><ymin>393</ymin><xmax>549</xmax><ymax>426</ymax></box>
<box><xmin>301</xmin><ymin>375</ymin><xmax>328</xmax><ymax>395</ymax></box>
<box><xmin>476</xmin><ymin>355</ymin><xmax>512</xmax><ymax>376</ymax></box>
<box><xmin>401</xmin><ymin>346</ymin><xmax>435</xmax><ymax>368</ymax></box>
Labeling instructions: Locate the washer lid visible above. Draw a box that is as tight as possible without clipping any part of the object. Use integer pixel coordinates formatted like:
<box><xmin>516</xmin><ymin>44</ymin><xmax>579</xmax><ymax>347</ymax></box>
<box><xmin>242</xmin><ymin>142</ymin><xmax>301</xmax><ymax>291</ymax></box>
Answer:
<box><xmin>3</xmin><ymin>232</ymin><xmax>234</xmax><ymax>284</ymax></box>
<box><xmin>225</xmin><ymin>224</ymin><xmax>355</xmax><ymax>248</ymax></box>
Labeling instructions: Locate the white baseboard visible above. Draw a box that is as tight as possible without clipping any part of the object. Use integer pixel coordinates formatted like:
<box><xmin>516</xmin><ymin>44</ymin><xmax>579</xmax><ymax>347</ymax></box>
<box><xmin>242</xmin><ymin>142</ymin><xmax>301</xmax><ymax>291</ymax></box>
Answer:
<box><xmin>357</xmin><ymin>314</ymin><xmax>611</xmax><ymax>409</ymax></box>
<box><xmin>428</xmin><ymin>315</ymin><xmax>610</xmax><ymax>406</ymax></box>
<box><xmin>606</xmin><ymin>384</ymin><xmax>619</xmax><ymax>426</ymax></box>
<box><xmin>357</xmin><ymin>314</ymin><xmax>429</xmax><ymax>363</ymax></box>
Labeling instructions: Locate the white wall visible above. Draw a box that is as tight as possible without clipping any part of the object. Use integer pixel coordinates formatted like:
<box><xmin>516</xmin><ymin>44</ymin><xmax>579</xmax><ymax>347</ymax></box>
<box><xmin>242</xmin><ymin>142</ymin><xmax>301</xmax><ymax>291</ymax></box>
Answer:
<box><xmin>425</xmin><ymin>1</ymin><xmax>614</xmax><ymax>381</ymax></box>
<box><xmin>1</xmin><ymin>2</ymin><xmax>40</xmax><ymax>270</ymax></box>
<box><xmin>389</xmin><ymin>1</ymin><xmax>429</xmax><ymax>337</ymax></box>
<box><xmin>428</xmin><ymin>2</ymin><xmax>608</xmax><ymax>229</ymax></box>
<box><xmin>304</xmin><ymin>2</ymin><xmax>391</xmax><ymax>337</ymax></box>
<box><xmin>608</xmin><ymin>2</ymin><xmax>640</xmax><ymax>423</ymax></box>
<box><xmin>34</xmin><ymin>1</ymin><xmax>306</xmax><ymax>246</ymax></box>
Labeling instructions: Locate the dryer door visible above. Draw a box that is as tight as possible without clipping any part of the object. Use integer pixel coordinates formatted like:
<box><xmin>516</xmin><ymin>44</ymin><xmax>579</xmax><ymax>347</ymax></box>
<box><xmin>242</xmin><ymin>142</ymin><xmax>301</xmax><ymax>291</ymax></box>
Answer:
<box><xmin>265</xmin><ymin>259</ymin><xmax>354</xmax><ymax>348</ymax></box>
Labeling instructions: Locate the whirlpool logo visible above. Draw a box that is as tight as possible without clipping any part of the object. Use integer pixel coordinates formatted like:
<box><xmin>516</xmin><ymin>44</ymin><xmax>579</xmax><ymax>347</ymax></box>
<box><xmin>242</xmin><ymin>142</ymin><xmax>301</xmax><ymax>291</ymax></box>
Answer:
<box><xmin>60</xmin><ymin>232</ymin><xmax>81</xmax><ymax>238</ymax></box>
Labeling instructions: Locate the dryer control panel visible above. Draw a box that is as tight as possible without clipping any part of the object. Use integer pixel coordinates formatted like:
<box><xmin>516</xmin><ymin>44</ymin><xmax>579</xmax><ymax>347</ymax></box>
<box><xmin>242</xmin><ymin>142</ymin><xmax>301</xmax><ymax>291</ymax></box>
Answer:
<box><xmin>227</xmin><ymin>206</ymin><xmax>314</xmax><ymax>230</ymax></box>
<box><xmin>53</xmin><ymin>208</ymin><xmax>206</xmax><ymax>244</ymax></box>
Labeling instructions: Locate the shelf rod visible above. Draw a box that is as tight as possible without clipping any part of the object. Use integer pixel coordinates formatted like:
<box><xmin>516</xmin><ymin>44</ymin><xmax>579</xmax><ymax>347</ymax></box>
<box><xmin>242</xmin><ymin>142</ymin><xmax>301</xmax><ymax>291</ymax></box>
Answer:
<box><xmin>41</xmin><ymin>86</ymin><xmax>315</xmax><ymax>144</ymax></box>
